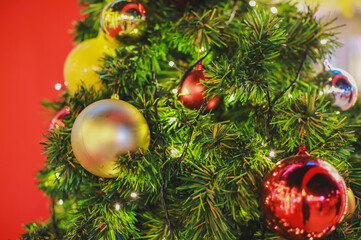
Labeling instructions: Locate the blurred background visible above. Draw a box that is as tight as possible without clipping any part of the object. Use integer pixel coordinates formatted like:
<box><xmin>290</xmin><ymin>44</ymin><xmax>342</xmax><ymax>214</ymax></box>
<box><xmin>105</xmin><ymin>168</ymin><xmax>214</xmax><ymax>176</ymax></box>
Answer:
<box><xmin>0</xmin><ymin>0</ymin><xmax>360</xmax><ymax>239</ymax></box>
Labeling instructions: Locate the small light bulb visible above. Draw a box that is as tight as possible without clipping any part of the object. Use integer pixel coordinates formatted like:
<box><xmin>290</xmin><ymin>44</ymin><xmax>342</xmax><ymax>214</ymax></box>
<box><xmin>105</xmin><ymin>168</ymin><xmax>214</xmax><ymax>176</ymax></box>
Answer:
<box><xmin>172</xmin><ymin>89</ymin><xmax>178</xmax><ymax>94</ymax></box>
<box><xmin>228</xmin><ymin>94</ymin><xmax>235</xmax><ymax>102</ymax></box>
<box><xmin>55</xmin><ymin>83</ymin><xmax>62</xmax><ymax>91</ymax></box>
<box><xmin>288</xmin><ymin>93</ymin><xmax>293</xmax><ymax>98</ymax></box>
<box><xmin>199</xmin><ymin>46</ymin><xmax>206</xmax><ymax>52</ymax></box>
<box><xmin>249</xmin><ymin>0</ymin><xmax>256</xmax><ymax>7</ymax></box>
<box><xmin>130</xmin><ymin>192</ymin><xmax>137</xmax><ymax>198</ymax></box>
<box><xmin>170</xmin><ymin>147</ymin><xmax>181</xmax><ymax>158</ymax></box>
<box><xmin>320</xmin><ymin>39</ymin><xmax>328</xmax><ymax>45</ymax></box>
<box><xmin>271</xmin><ymin>7</ymin><xmax>278</xmax><ymax>14</ymax></box>
<box><xmin>269</xmin><ymin>151</ymin><xmax>276</xmax><ymax>158</ymax></box>
<box><xmin>169</xmin><ymin>117</ymin><xmax>177</xmax><ymax>124</ymax></box>
<box><xmin>115</xmin><ymin>203</ymin><xmax>120</xmax><ymax>211</ymax></box>
<box><xmin>169</xmin><ymin>61</ymin><xmax>175</xmax><ymax>67</ymax></box>
<box><xmin>55</xmin><ymin>172</ymin><xmax>60</xmax><ymax>179</ymax></box>
<box><xmin>336</xmin><ymin>111</ymin><xmax>340</xmax><ymax>115</ymax></box>
<box><xmin>58</xmin><ymin>199</ymin><xmax>64</xmax><ymax>205</ymax></box>
<box><xmin>134</xmin><ymin>29</ymin><xmax>138</xmax><ymax>33</ymax></box>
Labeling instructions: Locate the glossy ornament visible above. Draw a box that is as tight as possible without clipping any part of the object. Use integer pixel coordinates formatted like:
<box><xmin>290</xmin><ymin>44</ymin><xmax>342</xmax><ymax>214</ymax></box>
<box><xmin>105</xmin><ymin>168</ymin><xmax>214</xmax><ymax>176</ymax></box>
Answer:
<box><xmin>179</xmin><ymin>62</ymin><xmax>221</xmax><ymax>112</ymax></box>
<box><xmin>71</xmin><ymin>99</ymin><xmax>150</xmax><ymax>178</ymax></box>
<box><xmin>63</xmin><ymin>32</ymin><xmax>119</xmax><ymax>95</ymax></box>
<box><xmin>318</xmin><ymin>60</ymin><xmax>358</xmax><ymax>111</ymax></box>
<box><xmin>49</xmin><ymin>107</ymin><xmax>70</xmax><ymax>131</ymax></box>
<box><xmin>345</xmin><ymin>188</ymin><xmax>356</xmax><ymax>221</ymax></box>
<box><xmin>260</xmin><ymin>145</ymin><xmax>347</xmax><ymax>240</ymax></box>
<box><xmin>101</xmin><ymin>0</ymin><xmax>147</xmax><ymax>44</ymax></box>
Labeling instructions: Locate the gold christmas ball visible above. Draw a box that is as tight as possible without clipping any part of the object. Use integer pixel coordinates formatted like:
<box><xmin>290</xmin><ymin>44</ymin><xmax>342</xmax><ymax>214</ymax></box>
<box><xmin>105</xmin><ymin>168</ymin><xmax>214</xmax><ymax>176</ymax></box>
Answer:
<box><xmin>100</xmin><ymin>0</ymin><xmax>148</xmax><ymax>44</ymax></box>
<box><xmin>63</xmin><ymin>33</ymin><xmax>119</xmax><ymax>95</ymax></box>
<box><xmin>71</xmin><ymin>99</ymin><xmax>150</xmax><ymax>178</ymax></box>
<box><xmin>345</xmin><ymin>188</ymin><xmax>356</xmax><ymax>221</ymax></box>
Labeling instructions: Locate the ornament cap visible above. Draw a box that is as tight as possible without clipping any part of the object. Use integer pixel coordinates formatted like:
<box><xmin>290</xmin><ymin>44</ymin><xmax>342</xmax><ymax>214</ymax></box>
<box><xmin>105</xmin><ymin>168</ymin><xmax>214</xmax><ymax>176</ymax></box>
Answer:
<box><xmin>195</xmin><ymin>61</ymin><xmax>203</xmax><ymax>71</ymax></box>
<box><xmin>296</xmin><ymin>144</ymin><xmax>310</xmax><ymax>157</ymax></box>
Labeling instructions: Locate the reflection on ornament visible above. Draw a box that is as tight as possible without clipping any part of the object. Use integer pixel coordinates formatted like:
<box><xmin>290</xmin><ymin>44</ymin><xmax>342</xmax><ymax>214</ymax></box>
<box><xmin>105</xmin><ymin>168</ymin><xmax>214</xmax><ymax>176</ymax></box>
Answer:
<box><xmin>318</xmin><ymin>60</ymin><xmax>358</xmax><ymax>111</ymax></box>
<box><xmin>179</xmin><ymin>62</ymin><xmax>221</xmax><ymax>112</ymax></box>
<box><xmin>101</xmin><ymin>0</ymin><xmax>148</xmax><ymax>44</ymax></box>
<box><xmin>64</xmin><ymin>33</ymin><xmax>119</xmax><ymax>95</ymax></box>
<box><xmin>260</xmin><ymin>145</ymin><xmax>347</xmax><ymax>240</ymax></box>
<box><xmin>49</xmin><ymin>107</ymin><xmax>70</xmax><ymax>131</ymax></box>
<box><xmin>345</xmin><ymin>188</ymin><xmax>356</xmax><ymax>221</ymax></box>
<box><xmin>71</xmin><ymin>99</ymin><xmax>150</xmax><ymax>178</ymax></box>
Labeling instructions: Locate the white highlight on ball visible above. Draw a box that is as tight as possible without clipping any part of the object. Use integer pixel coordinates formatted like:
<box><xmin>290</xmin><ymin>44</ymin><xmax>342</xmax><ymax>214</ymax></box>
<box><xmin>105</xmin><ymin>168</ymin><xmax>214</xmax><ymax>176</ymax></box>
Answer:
<box><xmin>55</xmin><ymin>83</ymin><xmax>62</xmax><ymax>91</ymax></box>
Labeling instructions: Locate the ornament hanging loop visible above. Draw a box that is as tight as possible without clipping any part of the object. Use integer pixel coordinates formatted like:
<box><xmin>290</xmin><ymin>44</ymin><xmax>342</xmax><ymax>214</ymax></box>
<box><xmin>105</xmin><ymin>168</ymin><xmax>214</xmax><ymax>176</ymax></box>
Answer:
<box><xmin>296</xmin><ymin>144</ymin><xmax>311</xmax><ymax>157</ymax></box>
<box><xmin>323</xmin><ymin>59</ymin><xmax>333</xmax><ymax>71</ymax></box>
<box><xmin>111</xmin><ymin>93</ymin><xmax>120</xmax><ymax>100</ymax></box>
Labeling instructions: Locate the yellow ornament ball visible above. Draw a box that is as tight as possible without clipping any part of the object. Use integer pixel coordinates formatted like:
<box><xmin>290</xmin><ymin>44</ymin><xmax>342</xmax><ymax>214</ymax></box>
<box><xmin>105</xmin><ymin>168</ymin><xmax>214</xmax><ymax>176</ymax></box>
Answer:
<box><xmin>71</xmin><ymin>99</ymin><xmax>150</xmax><ymax>178</ymax></box>
<box><xmin>63</xmin><ymin>33</ymin><xmax>119</xmax><ymax>95</ymax></box>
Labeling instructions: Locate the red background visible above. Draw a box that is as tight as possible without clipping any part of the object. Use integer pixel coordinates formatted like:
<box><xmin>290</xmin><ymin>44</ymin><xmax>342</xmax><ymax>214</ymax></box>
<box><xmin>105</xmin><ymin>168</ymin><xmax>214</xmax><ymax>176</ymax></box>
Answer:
<box><xmin>0</xmin><ymin>1</ymin><xmax>81</xmax><ymax>239</ymax></box>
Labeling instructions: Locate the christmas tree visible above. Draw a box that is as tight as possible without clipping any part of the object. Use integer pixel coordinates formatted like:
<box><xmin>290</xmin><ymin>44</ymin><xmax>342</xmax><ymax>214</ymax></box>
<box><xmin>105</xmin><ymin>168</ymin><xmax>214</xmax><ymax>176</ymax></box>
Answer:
<box><xmin>22</xmin><ymin>0</ymin><xmax>361</xmax><ymax>239</ymax></box>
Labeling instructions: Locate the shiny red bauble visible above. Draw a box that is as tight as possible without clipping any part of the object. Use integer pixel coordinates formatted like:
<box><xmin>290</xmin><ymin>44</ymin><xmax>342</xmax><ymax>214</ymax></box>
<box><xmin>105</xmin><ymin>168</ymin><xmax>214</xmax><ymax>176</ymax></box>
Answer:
<box><xmin>260</xmin><ymin>146</ymin><xmax>347</xmax><ymax>240</ymax></box>
<box><xmin>178</xmin><ymin>62</ymin><xmax>220</xmax><ymax>112</ymax></box>
<box><xmin>49</xmin><ymin>107</ymin><xmax>70</xmax><ymax>131</ymax></box>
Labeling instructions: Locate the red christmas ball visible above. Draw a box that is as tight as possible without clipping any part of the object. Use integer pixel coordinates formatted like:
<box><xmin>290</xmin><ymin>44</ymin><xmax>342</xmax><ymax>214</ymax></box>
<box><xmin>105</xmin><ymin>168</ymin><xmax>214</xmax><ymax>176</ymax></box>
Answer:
<box><xmin>260</xmin><ymin>146</ymin><xmax>347</xmax><ymax>240</ymax></box>
<box><xmin>179</xmin><ymin>62</ymin><xmax>220</xmax><ymax>112</ymax></box>
<box><xmin>49</xmin><ymin>107</ymin><xmax>70</xmax><ymax>131</ymax></box>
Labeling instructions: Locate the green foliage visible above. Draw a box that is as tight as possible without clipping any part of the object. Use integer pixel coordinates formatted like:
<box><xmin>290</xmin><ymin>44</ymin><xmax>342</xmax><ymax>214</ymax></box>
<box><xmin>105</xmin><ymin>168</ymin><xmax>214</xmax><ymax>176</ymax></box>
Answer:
<box><xmin>23</xmin><ymin>0</ymin><xmax>361</xmax><ymax>239</ymax></box>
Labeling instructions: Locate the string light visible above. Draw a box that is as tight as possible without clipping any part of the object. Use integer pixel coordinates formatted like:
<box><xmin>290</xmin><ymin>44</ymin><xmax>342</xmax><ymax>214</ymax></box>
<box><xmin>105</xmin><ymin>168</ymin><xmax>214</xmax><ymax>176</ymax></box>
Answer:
<box><xmin>55</xmin><ymin>83</ymin><xmax>62</xmax><ymax>91</ymax></box>
<box><xmin>130</xmin><ymin>192</ymin><xmax>137</xmax><ymax>198</ymax></box>
<box><xmin>115</xmin><ymin>203</ymin><xmax>120</xmax><ymax>211</ymax></box>
<box><xmin>320</xmin><ymin>39</ymin><xmax>328</xmax><ymax>45</ymax></box>
<box><xmin>249</xmin><ymin>0</ymin><xmax>256</xmax><ymax>7</ymax></box>
<box><xmin>228</xmin><ymin>94</ymin><xmax>235</xmax><ymax>102</ymax></box>
<box><xmin>199</xmin><ymin>46</ymin><xmax>206</xmax><ymax>52</ymax></box>
<box><xmin>269</xmin><ymin>150</ymin><xmax>276</xmax><ymax>158</ymax></box>
<box><xmin>172</xmin><ymin>89</ymin><xmax>178</xmax><ymax>94</ymax></box>
<box><xmin>58</xmin><ymin>199</ymin><xmax>64</xmax><ymax>205</ymax></box>
<box><xmin>169</xmin><ymin>61</ymin><xmax>175</xmax><ymax>67</ymax></box>
<box><xmin>336</xmin><ymin>111</ymin><xmax>340</xmax><ymax>115</ymax></box>
<box><xmin>55</xmin><ymin>172</ymin><xmax>60</xmax><ymax>179</ymax></box>
<box><xmin>288</xmin><ymin>93</ymin><xmax>293</xmax><ymax>98</ymax></box>
<box><xmin>271</xmin><ymin>7</ymin><xmax>278</xmax><ymax>14</ymax></box>
<box><xmin>170</xmin><ymin>147</ymin><xmax>181</xmax><ymax>158</ymax></box>
<box><xmin>169</xmin><ymin>117</ymin><xmax>177</xmax><ymax>124</ymax></box>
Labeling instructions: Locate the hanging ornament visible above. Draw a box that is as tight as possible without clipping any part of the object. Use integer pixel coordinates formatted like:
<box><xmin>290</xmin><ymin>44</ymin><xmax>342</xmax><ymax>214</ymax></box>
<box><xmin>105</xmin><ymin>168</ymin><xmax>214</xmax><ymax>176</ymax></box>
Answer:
<box><xmin>317</xmin><ymin>60</ymin><xmax>358</xmax><ymax>111</ymax></box>
<box><xmin>260</xmin><ymin>145</ymin><xmax>347</xmax><ymax>240</ymax></box>
<box><xmin>63</xmin><ymin>32</ymin><xmax>119</xmax><ymax>95</ymax></box>
<box><xmin>179</xmin><ymin>62</ymin><xmax>221</xmax><ymax>112</ymax></box>
<box><xmin>71</xmin><ymin>99</ymin><xmax>150</xmax><ymax>178</ymax></box>
<box><xmin>49</xmin><ymin>107</ymin><xmax>70</xmax><ymax>131</ymax></box>
<box><xmin>345</xmin><ymin>188</ymin><xmax>356</xmax><ymax>221</ymax></box>
<box><xmin>100</xmin><ymin>0</ymin><xmax>148</xmax><ymax>44</ymax></box>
